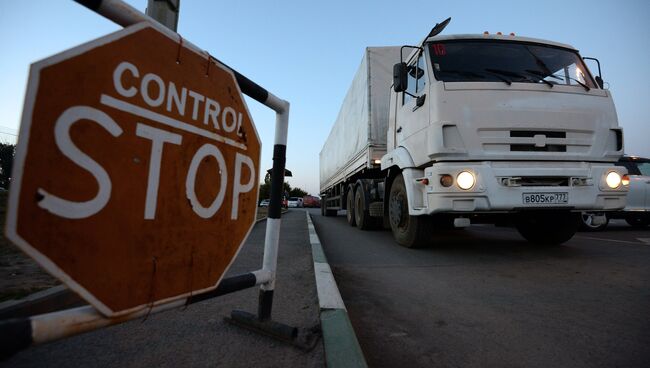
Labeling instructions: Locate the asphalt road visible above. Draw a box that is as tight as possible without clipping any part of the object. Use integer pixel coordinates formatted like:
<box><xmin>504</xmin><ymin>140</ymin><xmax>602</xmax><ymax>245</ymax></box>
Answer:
<box><xmin>309</xmin><ymin>209</ymin><xmax>650</xmax><ymax>368</ymax></box>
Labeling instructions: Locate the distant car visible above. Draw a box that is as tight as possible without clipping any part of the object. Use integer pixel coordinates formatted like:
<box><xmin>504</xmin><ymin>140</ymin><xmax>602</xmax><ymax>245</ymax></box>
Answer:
<box><xmin>259</xmin><ymin>199</ymin><xmax>270</xmax><ymax>207</ymax></box>
<box><xmin>581</xmin><ymin>156</ymin><xmax>650</xmax><ymax>231</ymax></box>
<box><xmin>287</xmin><ymin>197</ymin><xmax>302</xmax><ymax>208</ymax></box>
<box><xmin>303</xmin><ymin>195</ymin><xmax>321</xmax><ymax>208</ymax></box>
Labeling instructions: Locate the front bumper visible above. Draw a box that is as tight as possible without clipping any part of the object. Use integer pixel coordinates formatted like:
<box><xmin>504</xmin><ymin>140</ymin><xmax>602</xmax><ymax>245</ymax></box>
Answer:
<box><xmin>403</xmin><ymin>161</ymin><xmax>628</xmax><ymax>215</ymax></box>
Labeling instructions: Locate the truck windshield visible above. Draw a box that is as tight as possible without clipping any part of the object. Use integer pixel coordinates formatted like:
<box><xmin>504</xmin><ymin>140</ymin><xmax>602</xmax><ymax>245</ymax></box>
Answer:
<box><xmin>429</xmin><ymin>40</ymin><xmax>596</xmax><ymax>89</ymax></box>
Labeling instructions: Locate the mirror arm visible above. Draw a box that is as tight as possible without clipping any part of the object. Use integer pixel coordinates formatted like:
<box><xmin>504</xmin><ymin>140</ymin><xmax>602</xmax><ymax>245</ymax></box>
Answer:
<box><xmin>582</xmin><ymin>57</ymin><xmax>602</xmax><ymax>77</ymax></box>
<box><xmin>400</xmin><ymin>45</ymin><xmax>424</xmax><ymax>64</ymax></box>
<box><xmin>403</xmin><ymin>90</ymin><xmax>417</xmax><ymax>98</ymax></box>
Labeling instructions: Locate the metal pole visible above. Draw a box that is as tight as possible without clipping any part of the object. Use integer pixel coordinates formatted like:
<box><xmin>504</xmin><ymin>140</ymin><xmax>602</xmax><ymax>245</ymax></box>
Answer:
<box><xmin>145</xmin><ymin>0</ymin><xmax>179</xmax><ymax>32</ymax></box>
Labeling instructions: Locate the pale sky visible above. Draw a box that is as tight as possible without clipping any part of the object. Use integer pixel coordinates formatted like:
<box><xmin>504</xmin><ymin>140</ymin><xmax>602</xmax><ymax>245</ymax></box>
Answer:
<box><xmin>1</xmin><ymin>0</ymin><xmax>649</xmax><ymax>195</ymax></box>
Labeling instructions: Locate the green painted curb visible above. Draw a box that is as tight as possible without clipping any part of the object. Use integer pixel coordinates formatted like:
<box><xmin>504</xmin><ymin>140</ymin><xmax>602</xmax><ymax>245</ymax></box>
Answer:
<box><xmin>321</xmin><ymin>309</ymin><xmax>367</xmax><ymax>368</ymax></box>
<box><xmin>311</xmin><ymin>242</ymin><xmax>328</xmax><ymax>264</ymax></box>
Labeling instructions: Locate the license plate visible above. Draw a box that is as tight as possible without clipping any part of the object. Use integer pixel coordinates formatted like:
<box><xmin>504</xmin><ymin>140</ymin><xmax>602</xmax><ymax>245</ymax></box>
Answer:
<box><xmin>522</xmin><ymin>192</ymin><xmax>568</xmax><ymax>205</ymax></box>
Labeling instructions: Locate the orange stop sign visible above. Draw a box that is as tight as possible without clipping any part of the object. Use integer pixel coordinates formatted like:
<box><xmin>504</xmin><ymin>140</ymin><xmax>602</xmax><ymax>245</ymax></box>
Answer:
<box><xmin>5</xmin><ymin>23</ymin><xmax>261</xmax><ymax>316</ymax></box>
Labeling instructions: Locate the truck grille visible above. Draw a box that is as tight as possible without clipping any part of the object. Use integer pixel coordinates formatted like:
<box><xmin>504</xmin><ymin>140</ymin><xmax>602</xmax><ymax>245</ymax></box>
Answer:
<box><xmin>478</xmin><ymin>129</ymin><xmax>592</xmax><ymax>154</ymax></box>
<box><xmin>509</xmin><ymin>130</ymin><xmax>566</xmax><ymax>152</ymax></box>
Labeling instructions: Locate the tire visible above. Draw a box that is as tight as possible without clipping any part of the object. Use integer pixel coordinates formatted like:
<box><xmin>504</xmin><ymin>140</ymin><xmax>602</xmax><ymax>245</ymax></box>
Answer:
<box><xmin>625</xmin><ymin>214</ymin><xmax>650</xmax><ymax>228</ymax></box>
<box><xmin>346</xmin><ymin>185</ymin><xmax>356</xmax><ymax>226</ymax></box>
<box><xmin>354</xmin><ymin>184</ymin><xmax>378</xmax><ymax>230</ymax></box>
<box><xmin>322</xmin><ymin>197</ymin><xmax>337</xmax><ymax>217</ymax></box>
<box><xmin>515</xmin><ymin>212</ymin><xmax>579</xmax><ymax>245</ymax></box>
<box><xmin>388</xmin><ymin>174</ymin><xmax>431</xmax><ymax>248</ymax></box>
<box><xmin>579</xmin><ymin>212</ymin><xmax>609</xmax><ymax>232</ymax></box>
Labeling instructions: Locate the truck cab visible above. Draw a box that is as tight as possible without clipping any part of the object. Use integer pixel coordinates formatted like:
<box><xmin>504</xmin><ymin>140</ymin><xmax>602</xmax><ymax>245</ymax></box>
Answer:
<box><xmin>382</xmin><ymin>32</ymin><xmax>628</xmax><ymax>246</ymax></box>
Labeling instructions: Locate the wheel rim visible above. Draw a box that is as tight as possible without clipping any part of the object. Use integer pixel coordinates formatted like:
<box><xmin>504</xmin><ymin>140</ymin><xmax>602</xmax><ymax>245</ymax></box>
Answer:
<box><xmin>581</xmin><ymin>213</ymin><xmax>598</xmax><ymax>229</ymax></box>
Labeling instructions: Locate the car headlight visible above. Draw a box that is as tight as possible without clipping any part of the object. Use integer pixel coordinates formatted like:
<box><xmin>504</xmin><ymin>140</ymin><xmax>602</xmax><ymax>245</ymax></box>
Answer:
<box><xmin>605</xmin><ymin>171</ymin><xmax>622</xmax><ymax>189</ymax></box>
<box><xmin>621</xmin><ymin>174</ymin><xmax>630</xmax><ymax>186</ymax></box>
<box><xmin>457</xmin><ymin>171</ymin><xmax>475</xmax><ymax>190</ymax></box>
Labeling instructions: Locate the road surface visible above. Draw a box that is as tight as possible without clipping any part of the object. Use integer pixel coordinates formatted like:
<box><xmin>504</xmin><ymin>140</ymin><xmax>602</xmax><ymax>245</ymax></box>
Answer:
<box><xmin>309</xmin><ymin>208</ymin><xmax>650</xmax><ymax>368</ymax></box>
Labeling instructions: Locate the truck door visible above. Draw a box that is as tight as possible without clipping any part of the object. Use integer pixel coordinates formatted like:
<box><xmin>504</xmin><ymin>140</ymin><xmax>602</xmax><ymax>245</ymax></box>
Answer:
<box><xmin>395</xmin><ymin>52</ymin><xmax>430</xmax><ymax>166</ymax></box>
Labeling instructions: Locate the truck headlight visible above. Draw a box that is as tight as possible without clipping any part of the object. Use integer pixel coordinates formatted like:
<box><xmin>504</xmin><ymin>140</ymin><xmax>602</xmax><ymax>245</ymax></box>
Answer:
<box><xmin>457</xmin><ymin>171</ymin><xmax>475</xmax><ymax>190</ymax></box>
<box><xmin>605</xmin><ymin>171</ymin><xmax>622</xmax><ymax>189</ymax></box>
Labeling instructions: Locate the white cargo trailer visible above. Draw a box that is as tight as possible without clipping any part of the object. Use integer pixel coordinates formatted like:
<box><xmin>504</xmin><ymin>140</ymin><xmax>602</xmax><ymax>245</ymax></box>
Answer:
<box><xmin>320</xmin><ymin>46</ymin><xmax>399</xmax><ymax>199</ymax></box>
<box><xmin>320</xmin><ymin>19</ymin><xmax>629</xmax><ymax>247</ymax></box>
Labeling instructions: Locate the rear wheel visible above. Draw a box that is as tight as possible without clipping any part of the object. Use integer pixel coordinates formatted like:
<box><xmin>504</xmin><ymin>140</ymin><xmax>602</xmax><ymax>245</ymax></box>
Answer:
<box><xmin>579</xmin><ymin>212</ymin><xmax>609</xmax><ymax>231</ymax></box>
<box><xmin>346</xmin><ymin>185</ymin><xmax>356</xmax><ymax>226</ymax></box>
<box><xmin>354</xmin><ymin>185</ymin><xmax>378</xmax><ymax>230</ymax></box>
<box><xmin>515</xmin><ymin>212</ymin><xmax>579</xmax><ymax>245</ymax></box>
<box><xmin>388</xmin><ymin>174</ymin><xmax>431</xmax><ymax>248</ymax></box>
<box><xmin>321</xmin><ymin>197</ymin><xmax>337</xmax><ymax>216</ymax></box>
<box><xmin>625</xmin><ymin>214</ymin><xmax>650</xmax><ymax>228</ymax></box>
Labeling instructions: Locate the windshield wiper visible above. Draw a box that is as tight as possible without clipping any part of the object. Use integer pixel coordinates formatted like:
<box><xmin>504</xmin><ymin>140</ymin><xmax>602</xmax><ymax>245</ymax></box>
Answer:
<box><xmin>542</xmin><ymin>71</ymin><xmax>591</xmax><ymax>92</ymax></box>
<box><xmin>526</xmin><ymin>69</ymin><xmax>562</xmax><ymax>81</ymax></box>
<box><xmin>570</xmin><ymin>77</ymin><xmax>590</xmax><ymax>91</ymax></box>
<box><xmin>485</xmin><ymin>68</ymin><xmax>529</xmax><ymax>82</ymax></box>
<box><xmin>440</xmin><ymin>70</ymin><xmax>485</xmax><ymax>79</ymax></box>
<box><xmin>523</xmin><ymin>69</ymin><xmax>555</xmax><ymax>88</ymax></box>
<box><xmin>442</xmin><ymin>69</ymin><xmax>512</xmax><ymax>85</ymax></box>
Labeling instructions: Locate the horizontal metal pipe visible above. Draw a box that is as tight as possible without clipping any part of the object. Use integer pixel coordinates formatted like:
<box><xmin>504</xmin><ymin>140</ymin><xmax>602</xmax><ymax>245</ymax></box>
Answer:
<box><xmin>72</xmin><ymin>0</ymin><xmax>289</xmax><ymax>113</ymax></box>
<box><xmin>0</xmin><ymin>270</ymin><xmax>271</xmax><ymax>358</ymax></box>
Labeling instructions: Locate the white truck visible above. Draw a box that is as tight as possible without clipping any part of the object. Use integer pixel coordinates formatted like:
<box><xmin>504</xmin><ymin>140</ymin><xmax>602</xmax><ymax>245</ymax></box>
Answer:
<box><xmin>319</xmin><ymin>19</ymin><xmax>629</xmax><ymax>247</ymax></box>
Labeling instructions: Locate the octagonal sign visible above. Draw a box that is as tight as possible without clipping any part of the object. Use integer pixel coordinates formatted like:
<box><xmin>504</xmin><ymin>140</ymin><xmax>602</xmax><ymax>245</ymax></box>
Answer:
<box><xmin>5</xmin><ymin>23</ymin><xmax>261</xmax><ymax>316</ymax></box>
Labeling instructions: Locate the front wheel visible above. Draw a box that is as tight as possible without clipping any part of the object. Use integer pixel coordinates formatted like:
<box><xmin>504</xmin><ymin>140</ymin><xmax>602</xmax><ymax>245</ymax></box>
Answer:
<box><xmin>515</xmin><ymin>212</ymin><xmax>579</xmax><ymax>245</ymax></box>
<box><xmin>388</xmin><ymin>174</ymin><xmax>431</xmax><ymax>248</ymax></box>
<box><xmin>579</xmin><ymin>212</ymin><xmax>609</xmax><ymax>232</ymax></box>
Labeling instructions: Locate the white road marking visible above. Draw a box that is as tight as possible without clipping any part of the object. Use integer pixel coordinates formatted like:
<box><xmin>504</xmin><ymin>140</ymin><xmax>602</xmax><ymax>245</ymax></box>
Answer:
<box><xmin>637</xmin><ymin>238</ymin><xmax>650</xmax><ymax>245</ymax></box>
<box><xmin>577</xmin><ymin>235</ymin><xmax>643</xmax><ymax>245</ymax></box>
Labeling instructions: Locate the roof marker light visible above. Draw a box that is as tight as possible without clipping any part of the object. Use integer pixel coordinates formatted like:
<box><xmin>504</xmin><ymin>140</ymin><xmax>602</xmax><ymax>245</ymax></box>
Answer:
<box><xmin>510</xmin><ymin>32</ymin><xmax>515</xmax><ymax>36</ymax></box>
<box><xmin>483</xmin><ymin>31</ymin><xmax>489</xmax><ymax>35</ymax></box>
<box><xmin>497</xmin><ymin>31</ymin><xmax>502</xmax><ymax>35</ymax></box>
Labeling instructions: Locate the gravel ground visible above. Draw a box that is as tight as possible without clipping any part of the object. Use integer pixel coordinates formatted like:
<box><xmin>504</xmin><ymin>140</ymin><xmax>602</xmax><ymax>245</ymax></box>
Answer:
<box><xmin>3</xmin><ymin>209</ymin><xmax>324</xmax><ymax>368</ymax></box>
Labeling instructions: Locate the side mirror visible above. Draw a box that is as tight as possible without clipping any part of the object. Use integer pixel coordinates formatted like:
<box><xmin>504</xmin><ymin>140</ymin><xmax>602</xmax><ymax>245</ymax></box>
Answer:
<box><xmin>583</xmin><ymin>56</ymin><xmax>604</xmax><ymax>89</ymax></box>
<box><xmin>595</xmin><ymin>76</ymin><xmax>604</xmax><ymax>89</ymax></box>
<box><xmin>393</xmin><ymin>62</ymin><xmax>408</xmax><ymax>92</ymax></box>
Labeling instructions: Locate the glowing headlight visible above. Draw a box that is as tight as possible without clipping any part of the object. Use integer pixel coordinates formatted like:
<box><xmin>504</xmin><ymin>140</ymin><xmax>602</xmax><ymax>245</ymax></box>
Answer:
<box><xmin>457</xmin><ymin>171</ymin><xmax>475</xmax><ymax>190</ymax></box>
<box><xmin>605</xmin><ymin>171</ymin><xmax>622</xmax><ymax>189</ymax></box>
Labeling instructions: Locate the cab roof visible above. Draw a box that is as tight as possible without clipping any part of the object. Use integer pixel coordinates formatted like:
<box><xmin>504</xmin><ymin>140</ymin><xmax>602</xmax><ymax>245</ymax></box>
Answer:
<box><xmin>425</xmin><ymin>33</ymin><xmax>577</xmax><ymax>51</ymax></box>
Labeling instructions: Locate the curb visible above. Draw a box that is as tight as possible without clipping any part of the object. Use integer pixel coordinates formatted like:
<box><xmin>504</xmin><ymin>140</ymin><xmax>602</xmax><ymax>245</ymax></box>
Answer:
<box><xmin>306</xmin><ymin>212</ymin><xmax>367</xmax><ymax>368</ymax></box>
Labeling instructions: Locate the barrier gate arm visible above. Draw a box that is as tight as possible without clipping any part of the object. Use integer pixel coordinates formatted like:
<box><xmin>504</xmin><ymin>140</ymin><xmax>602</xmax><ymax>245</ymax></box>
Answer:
<box><xmin>0</xmin><ymin>0</ymin><xmax>298</xmax><ymax>358</ymax></box>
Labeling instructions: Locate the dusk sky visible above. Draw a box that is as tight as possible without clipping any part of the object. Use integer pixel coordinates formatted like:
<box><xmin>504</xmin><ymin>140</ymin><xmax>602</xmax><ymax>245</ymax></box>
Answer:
<box><xmin>1</xmin><ymin>0</ymin><xmax>649</xmax><ymax>195</ymax></box>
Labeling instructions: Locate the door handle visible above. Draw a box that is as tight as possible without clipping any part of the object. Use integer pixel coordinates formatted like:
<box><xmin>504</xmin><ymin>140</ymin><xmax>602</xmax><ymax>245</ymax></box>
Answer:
<box><xmin>397</xmin><ymin>126</ymin><xmax>402</xmax><ymax>133</ymax></box>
